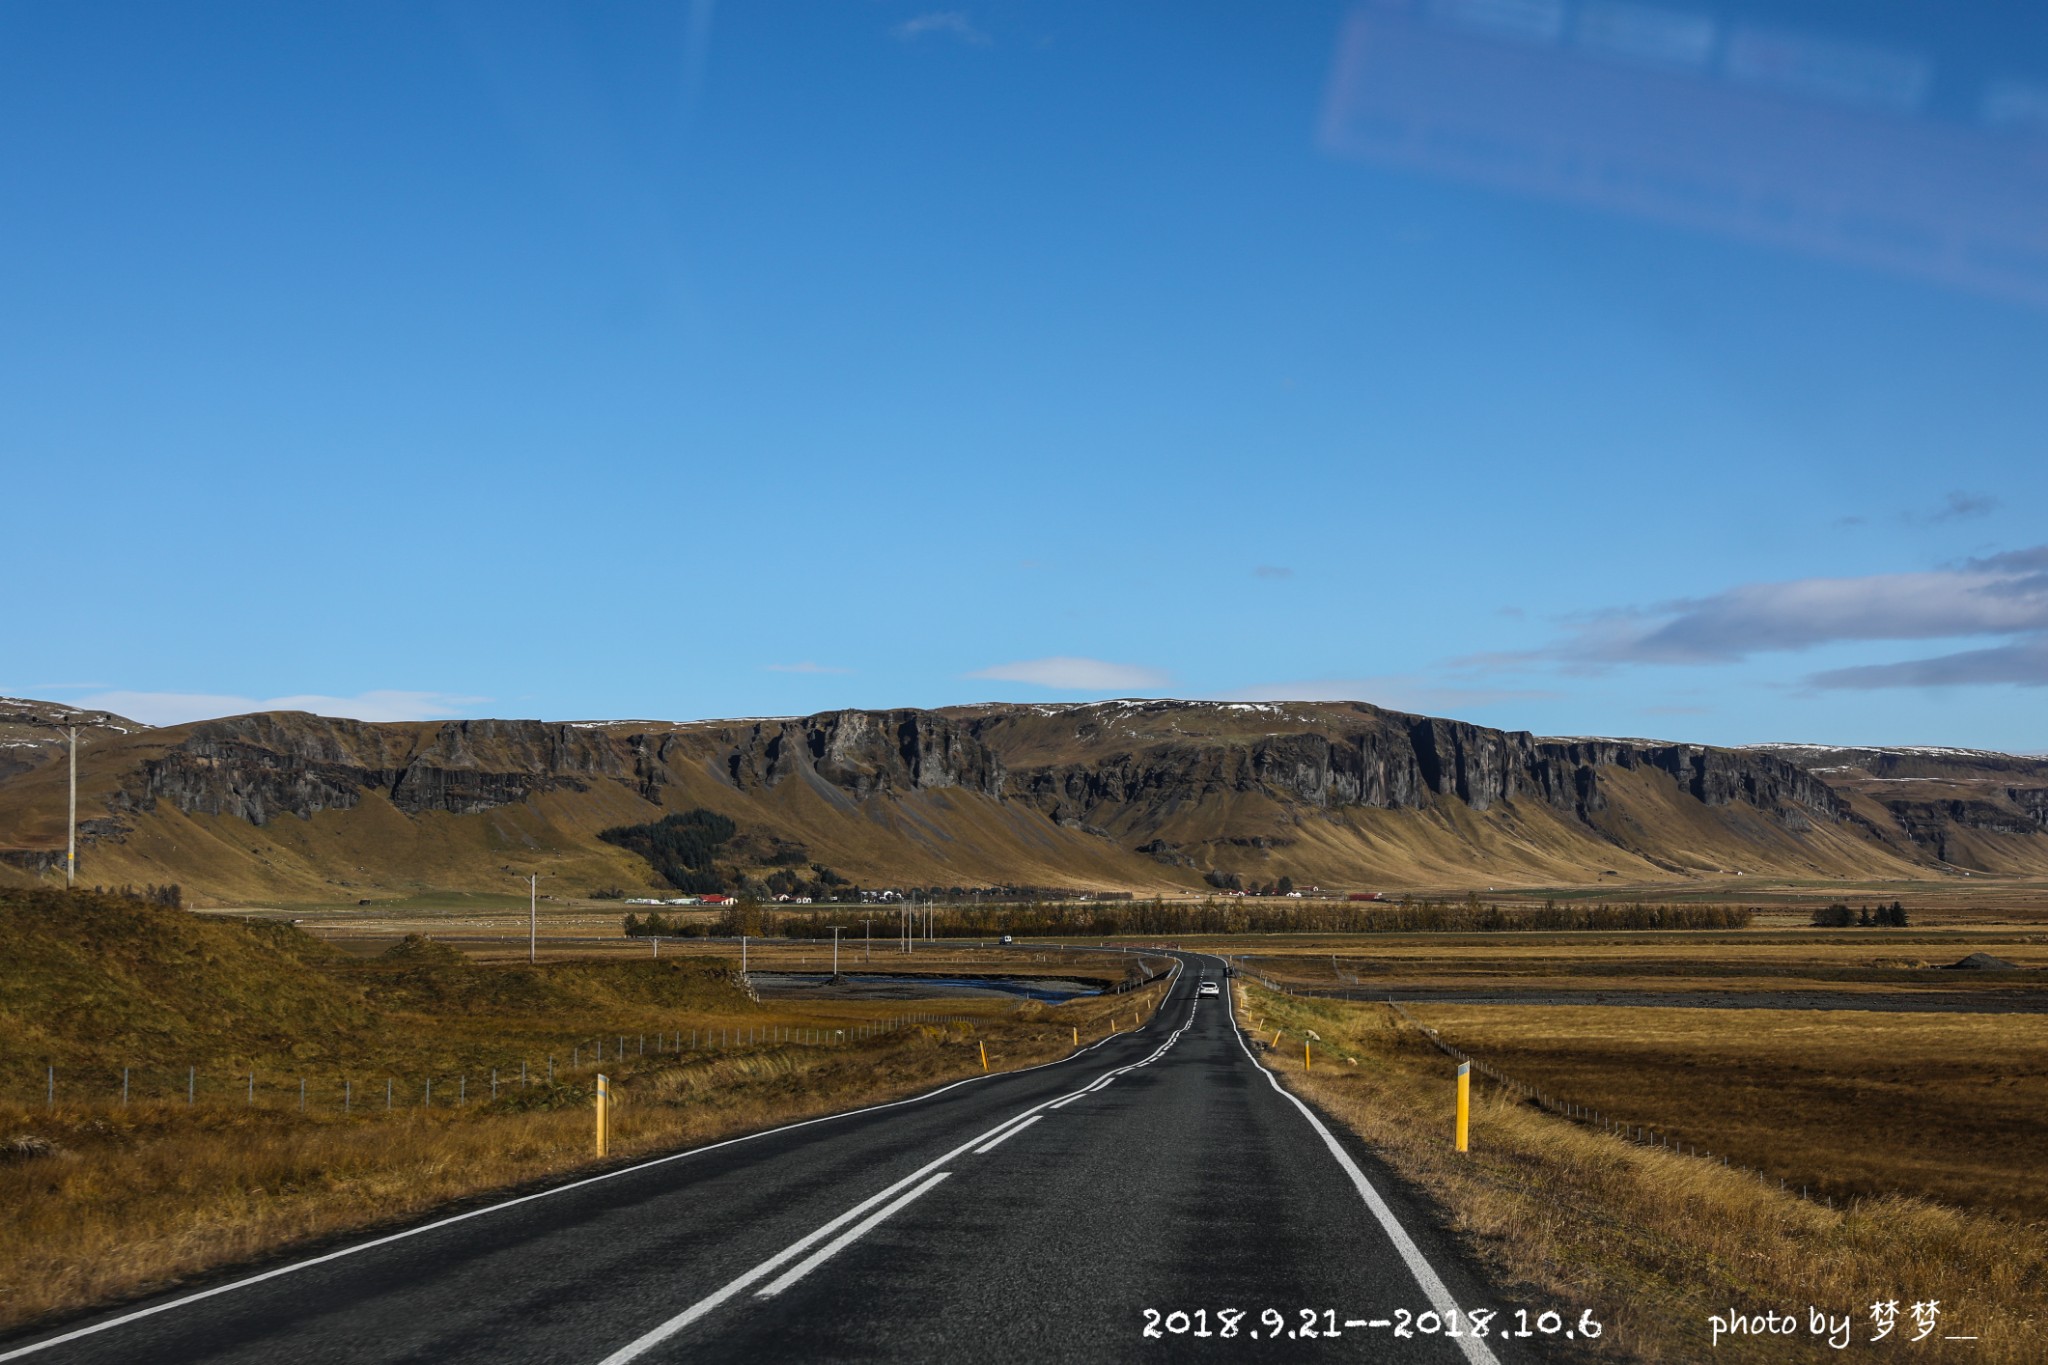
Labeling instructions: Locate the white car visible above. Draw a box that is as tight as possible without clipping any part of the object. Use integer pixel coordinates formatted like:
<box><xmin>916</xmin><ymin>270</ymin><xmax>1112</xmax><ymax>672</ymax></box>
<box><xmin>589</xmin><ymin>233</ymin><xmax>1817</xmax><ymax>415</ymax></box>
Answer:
<box><xmin>1197</xmin><ymin>981</ymin><xmax>1220</xmax><ymax>997</ymax></box>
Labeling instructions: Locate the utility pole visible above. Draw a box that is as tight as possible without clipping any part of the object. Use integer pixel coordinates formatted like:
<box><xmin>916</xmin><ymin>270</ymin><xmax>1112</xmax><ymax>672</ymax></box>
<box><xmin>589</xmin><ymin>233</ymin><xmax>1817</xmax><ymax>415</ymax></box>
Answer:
<box><xmin>66</xmin><ymin>725</ymin><xmax>77</xmax><ymax>888</ymax></box>
<box><xmin>861</xmin><ymin>915</ymin><xmax>875</xmax><ymax>962</ymax></box>
<box><xmin>513</xmin><ymin>872</ymin><xmax>546</xmax><ymax>963</ymax></box>
<box><xmin>830</xmin><ymin>925</ymin><xmax>844</xmax><ymax>976</ymax></box>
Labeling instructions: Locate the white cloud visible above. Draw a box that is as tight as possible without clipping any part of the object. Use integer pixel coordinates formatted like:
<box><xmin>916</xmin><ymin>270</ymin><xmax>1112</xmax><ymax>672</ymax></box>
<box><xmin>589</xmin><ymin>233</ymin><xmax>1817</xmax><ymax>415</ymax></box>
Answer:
<box><xmin>1807</xmin><ymin>637</ymin><xmax>2048</xmax><ymax>690</ymax></box>
<box><xmin>1458</xmin><ymin>544</ymin><xmax>2048</xmax><ymax>692</ymax></box>
<box><xmin>1474</xmin><ymin>545</ymin><xmax>2048</xmax><ymax>669</ymax></box>
<box><xmin>70</xmin><ymin>690</ymin><xmax>488</xmax><ymax>727</ymax></box>
<box><xmin>966</xmin><ymin>657</ymin><xmax>1171</xmax><ymax>691</ymax></box>
<box><xmin>765</xmin><ymin>661</ymin><xmax>852</xmax><ymax>675</ymax></box>
<box><xmin>894</xmin><ymin>11</ymin><xmax>990</xmax><ymax>44</ymax></box>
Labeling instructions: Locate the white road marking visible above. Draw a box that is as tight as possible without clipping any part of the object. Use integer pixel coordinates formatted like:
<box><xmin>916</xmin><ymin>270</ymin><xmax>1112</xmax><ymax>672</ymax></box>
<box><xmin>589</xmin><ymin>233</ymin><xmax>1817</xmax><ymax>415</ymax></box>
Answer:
<box><xmin>596</xmin><ymin>983</ymin><xmax>1204</xmax><ymax>1363</ymax></box>
<box><xmin>1224</xmin><ymin>964</ymin><xmax>1504</xmax><ymax>1365</ymax></box>
<box><xmin>0</xmin><ymin>970</ymin><xmax>1176</xmax><ymax>1365</ymax></box>
<box><xmin>969</xmin><ymin>1108</ymin><xmax>1043</xmax><ymax>1148</ymax></box>
<box><xmin>973</xmin><ymin>1115</ymin><xmax>1041</xmax><ymax>1153</ymax></box>
<box><xmin>753</xmin><ymin>1172</ymin><xmax>951</xmax><ymax>1299</ymax></box>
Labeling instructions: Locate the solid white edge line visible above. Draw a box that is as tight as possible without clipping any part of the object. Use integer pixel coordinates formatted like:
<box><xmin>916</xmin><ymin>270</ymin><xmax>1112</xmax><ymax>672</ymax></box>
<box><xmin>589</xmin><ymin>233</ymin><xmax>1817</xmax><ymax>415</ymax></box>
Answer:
<box><xmin>592</xmin><ymin>962</ymin><xmax>1197</xmax><ymax>1364</ymax></box>
<box><xmin>0</xmin><ymin>956</ymin><xmax>1183</xmax><ymax>1365</ymax></box>
<box><xmin>752</xmin><ymin>1172</ymin><xmax>952</xmax><ymax>1300</ymax></box>
<box><xmin>973</xmin><ymin>1115</ymin><xmax>1041</xmax><ymax>1154</ymax></box>
<box><xmin>1224</xmin><ymin>963</ymin><xmax>1503</xmax><ymax>1365</ymax></box>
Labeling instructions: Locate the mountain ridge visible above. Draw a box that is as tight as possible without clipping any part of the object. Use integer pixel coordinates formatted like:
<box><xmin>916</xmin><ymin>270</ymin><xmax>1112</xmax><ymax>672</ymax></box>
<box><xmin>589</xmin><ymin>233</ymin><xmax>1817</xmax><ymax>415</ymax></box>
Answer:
<box><xmin>3</xmin><ymin>697</ymin><xmax>2045</xmax><ymax>902</ymax></box>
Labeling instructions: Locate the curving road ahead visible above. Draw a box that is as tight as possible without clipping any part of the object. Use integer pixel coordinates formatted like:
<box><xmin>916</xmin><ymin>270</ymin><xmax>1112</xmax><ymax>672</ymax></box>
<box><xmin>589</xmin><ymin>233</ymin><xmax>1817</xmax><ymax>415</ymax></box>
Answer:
<box><xmin>3</xmin><ymin>955</ymin><xmax>1551</xmax><ymax>1364</ymax></box>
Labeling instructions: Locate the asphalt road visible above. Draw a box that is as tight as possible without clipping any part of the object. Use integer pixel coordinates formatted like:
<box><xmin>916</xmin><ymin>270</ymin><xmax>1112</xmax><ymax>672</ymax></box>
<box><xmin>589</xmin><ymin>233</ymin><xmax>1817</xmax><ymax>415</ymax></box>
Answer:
<box><xmin>3</xmin><ymin>955</ymin><xmax>1554</xmax><ymax>1364</ymax></box>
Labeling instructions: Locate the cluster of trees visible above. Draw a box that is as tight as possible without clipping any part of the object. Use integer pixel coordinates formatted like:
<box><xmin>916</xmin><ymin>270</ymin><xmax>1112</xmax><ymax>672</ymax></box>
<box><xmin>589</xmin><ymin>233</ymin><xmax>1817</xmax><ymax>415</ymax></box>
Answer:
<box><xmin>89</xmin><ymin>883</ymin><xmax>184</xmax><ymax>908</ymax></box>
<box><xmin>760</xmin><ymin>896</ymin><xmax>1753</xmax><ymax>940</ymax></box>
<box><xmin>1811</xmin><ymin>901</ymin><xmax>1911</xmax><ymax>927</ymax></box>
<box><xmin>893</xmin><ymin>885</ymin><xmax>1134</xmax><ymax>903</ymax></box>
<box><xmin>762</xmin><ymin>863</ymin><xmax>858</xmax><ymax>902</ymax></box>
<box><xmin>1204</xmin><ymin>871</ymin><xmax>1301</xmax><ymax>895</ymax></box>
<box><xmin>597</xmin><ymin>809</ymin><xmax>736</xmax><ymax>893</ymax></box>
<box><xmin>624</xmin><ymin>902</ymin><xmax>767</xmax><ymax>938</ymax></box>
<box><xmin>3</xmin><ymin>884</ymin><xmax>184</xmax><ymax>911</ymax></box>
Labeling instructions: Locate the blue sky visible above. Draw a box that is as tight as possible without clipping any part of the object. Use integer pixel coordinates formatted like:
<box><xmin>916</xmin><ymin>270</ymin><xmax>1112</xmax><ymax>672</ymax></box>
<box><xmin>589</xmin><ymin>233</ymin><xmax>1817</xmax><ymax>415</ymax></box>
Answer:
<box><xmin>6</xmin><ymin>1</ymin><xmax>2047</xmax><ymax>750</ymax></box>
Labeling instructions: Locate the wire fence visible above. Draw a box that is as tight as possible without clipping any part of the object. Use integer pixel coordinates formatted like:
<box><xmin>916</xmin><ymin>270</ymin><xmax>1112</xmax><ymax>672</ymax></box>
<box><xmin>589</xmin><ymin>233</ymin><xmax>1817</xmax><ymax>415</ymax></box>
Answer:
<box><xmin>8</xmin><ymin>1010</ymin><xmax>979</xmax><ymax>1115</ymax></box>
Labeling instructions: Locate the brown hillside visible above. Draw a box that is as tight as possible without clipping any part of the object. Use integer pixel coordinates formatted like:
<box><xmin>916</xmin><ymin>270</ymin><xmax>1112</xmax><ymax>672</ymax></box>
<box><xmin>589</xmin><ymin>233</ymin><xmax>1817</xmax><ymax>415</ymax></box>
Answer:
<box><xmin>2</xmin><ymin>699</ymin><xmax>2045</xmax><ymax>903</ymax></box>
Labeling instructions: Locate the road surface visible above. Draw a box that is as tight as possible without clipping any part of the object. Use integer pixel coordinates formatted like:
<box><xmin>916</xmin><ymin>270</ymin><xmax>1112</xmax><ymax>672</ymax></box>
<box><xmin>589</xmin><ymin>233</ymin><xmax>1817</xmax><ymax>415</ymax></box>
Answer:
<box><xmin>3</xmin><ymin>955</ymin><xmax>1551</xmax><ymax>1364</ymax></box>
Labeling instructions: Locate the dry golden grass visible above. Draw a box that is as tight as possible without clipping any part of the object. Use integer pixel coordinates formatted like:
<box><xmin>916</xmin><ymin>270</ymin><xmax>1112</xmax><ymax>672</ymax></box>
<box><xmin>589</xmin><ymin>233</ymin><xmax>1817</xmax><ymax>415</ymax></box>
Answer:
<box><xmin>1226</xmin><ymin>929</ymin><xmax>2048</xmax><ymax>999</ymax></box>
<box><xmin>1240</xmin><ymin>985</ymin><xmax>2047</xmax><ymax>1364</ymax></box>
<box><xmin>0</xmin><ymin>975</ymin><xmax>1170</xmax><ymax>1334</ymax></box>
<box><xmin>1401</xmin><ymin>1005</ymin><xmax>2048</xmax><ymax>1223</ymax></box>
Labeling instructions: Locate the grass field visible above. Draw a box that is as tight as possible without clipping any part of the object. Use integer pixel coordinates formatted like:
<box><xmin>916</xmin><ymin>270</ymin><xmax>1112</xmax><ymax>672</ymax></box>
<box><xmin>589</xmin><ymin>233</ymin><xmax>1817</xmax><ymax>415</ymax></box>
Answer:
<box><xmin>0</xmin><ymin>892</ymin><xmax>1172</xmax><ymax>1333</ymax></box>
<box><xmin>1400</xmin><ymin>1004</ymin><xmax>2048</xmax><ymax>1222</ymax></box>
<box><xmin>1240</xmin><ymin>985</ymin><xmax>2047</xmax><ymax>1363</ymax></box>
<box><xmin>1219</xmin><ymin>929</ymin><xmax>2048</xmax><ymax>1000</ymax></box>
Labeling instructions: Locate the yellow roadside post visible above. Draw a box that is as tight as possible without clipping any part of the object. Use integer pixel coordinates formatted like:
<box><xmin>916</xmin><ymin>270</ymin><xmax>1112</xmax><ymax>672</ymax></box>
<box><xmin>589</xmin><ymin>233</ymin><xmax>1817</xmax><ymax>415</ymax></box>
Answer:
<box><xmin>1455</xmin><ymin>1061</ymin><xmax>1470</xmax><ymax>1153</ymax></box>
<box><xmin>1270</xmin><ymin>1028</ymin><xmax>1282</xmax><ymax>1048</ymax></box>
<box><xmin>1072</xmin><ymin>1026</ymin><xmax>1078</xmax><ymax>1048</ymax></box>
<box><xmin>596</xmin><ymin>1073</ymin><xmax>610</xmax><ymax>1157</ymax></box>
<box><xmin>979</xmin><ymin>1041</ymin><xmax>989</xmax><ymax>1071</ymax></box>
<box><xmin>1305</xmin><ymin>1040</ymin><xmax>1312</xmax><ymax>1071</ymax></box>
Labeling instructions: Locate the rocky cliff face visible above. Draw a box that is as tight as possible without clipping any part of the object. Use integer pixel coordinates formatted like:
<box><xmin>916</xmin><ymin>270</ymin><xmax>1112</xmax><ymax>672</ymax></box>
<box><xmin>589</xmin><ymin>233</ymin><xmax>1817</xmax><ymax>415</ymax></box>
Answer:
<box><xmin>985</xmin><ymin>710</ymin><xmax>1839</xmax><ymax>835</ymax></box>
<box><xmin>2008</xmin><ymin>788</ymin><xmax>2048</xmax><ymax>827</ymax></box>
<box><xmin>723</xmin><ymin>710</ymin><xmax>1005</xmax><ymax>798</ymax></box>
<box><xmin>14</xmin><ymin>697</ymin><xmax>2045</xmax><ymax>888</ymax></box>
<box><xmin>107</xmin><ymin>703</ymin><xmax>1852</xmax><ymax>835</ymax></box>
<box><xmin>1538</xmin><ymin>739</ymin><xmax>1846</xmax><ymax>821</ymax></box>
<box><xmin>121</xmin><ymin>714</ymin><xmax>634</xmax><ymax>825</ymax></box>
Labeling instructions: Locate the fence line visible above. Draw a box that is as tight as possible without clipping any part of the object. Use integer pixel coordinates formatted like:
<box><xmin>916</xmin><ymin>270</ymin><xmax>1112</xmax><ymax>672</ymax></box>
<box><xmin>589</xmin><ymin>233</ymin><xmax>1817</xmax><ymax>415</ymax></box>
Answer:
<box><xmin>13</xmin><ymin>1009</ymin><xmax>984</xmax><ymax>1115</ymax></box>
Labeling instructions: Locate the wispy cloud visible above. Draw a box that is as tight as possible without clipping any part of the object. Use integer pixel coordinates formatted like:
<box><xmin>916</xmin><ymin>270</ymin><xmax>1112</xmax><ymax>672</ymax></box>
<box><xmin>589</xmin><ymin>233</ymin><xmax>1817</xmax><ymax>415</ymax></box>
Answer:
<box><xmin>966</xmin><ymin>657</ymin><xmax>1170</xmax><ymax>691</ymax></box>
<box><xmin>68</xmin><ymin>690</ymin><xmax>488</xmax><ymax>726</ymax></box>
<box><xmin>1807</xmin><ymin>637</ymin><xmax>2048</xmax><ymax>690</ymax></box>
<box><xmin>765</xmin><ymin>661</ymin><xmax>851</xmax><ymax>675</ymax></box>
<box><xmin>1253</xmin><ymin>565</ymin><xmax>1293</xmax><ymax>580</ymax></box>
<box><xmin>894</xmin><ymin>11</ymin><xmax>990</xmax><ymax>45</ymax></box>
<box><xmin>1465</xmin><ymin>545</ymin><xmax>2048</xmax><ymax>691</ymax></box>
<box><xmin>1911</xmin><ymin>490</ymin><xmax>1999</xmax><ymax>525</ymax></box>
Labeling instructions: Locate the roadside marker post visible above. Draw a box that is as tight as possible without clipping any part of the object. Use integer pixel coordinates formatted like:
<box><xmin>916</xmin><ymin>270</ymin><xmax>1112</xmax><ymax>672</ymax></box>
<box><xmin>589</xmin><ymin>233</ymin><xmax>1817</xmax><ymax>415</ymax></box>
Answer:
<box><xmin>596</xmin><ymin>1073</ymin><xmax>610</xmax><ymax>1158</ymax></box>
<box><xmin>1455</xmin><ymin>1062</ymin><xmax>1470</xmax><ymax>1153</ymax></box>
<box><xmin>1304</xmin><ymin>1041</ymin><xmax>1311</xmax><ymax>1072</ymax></box>
<box><xmin>978</xmin><ymin>1042</ymin><xmax>988</xmax><ymax>1072</ymax></box>
<box><xmin>1072</xmin><ymin>1027</ymin><xmax>1078</xmax><ymax>1048</ymax></box>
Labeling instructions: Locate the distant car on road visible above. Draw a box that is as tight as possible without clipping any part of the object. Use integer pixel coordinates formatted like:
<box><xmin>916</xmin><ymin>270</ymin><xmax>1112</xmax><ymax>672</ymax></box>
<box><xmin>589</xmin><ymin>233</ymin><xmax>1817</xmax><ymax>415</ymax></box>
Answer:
<box><xmin>1197</xmin><ymin>981</ymin><xmax>1220</xmax><ymax>997</ymax></box>
<box><xmin>999</xmin><ymin>934</ymin><xmax>1014</xmax><ymax>945</ymax></box>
